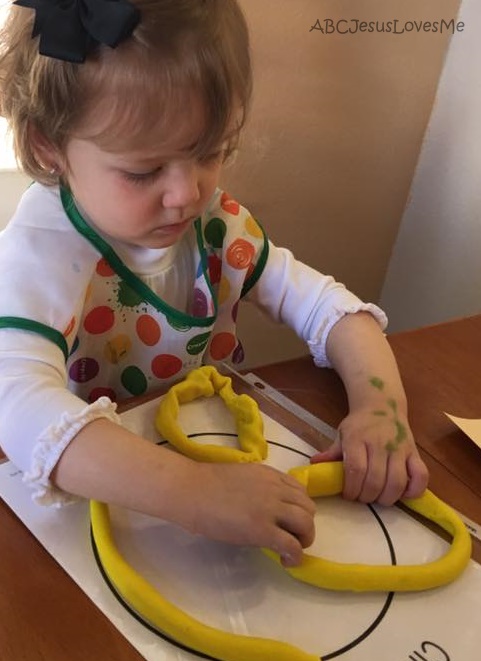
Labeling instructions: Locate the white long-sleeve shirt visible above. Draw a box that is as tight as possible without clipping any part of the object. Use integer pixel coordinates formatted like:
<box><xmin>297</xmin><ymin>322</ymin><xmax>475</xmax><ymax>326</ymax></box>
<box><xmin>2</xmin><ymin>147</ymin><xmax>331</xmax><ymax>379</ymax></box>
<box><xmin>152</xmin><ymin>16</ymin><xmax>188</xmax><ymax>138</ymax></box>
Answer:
<box><xmin>0</xmin><ymin>184</ymin><xmax>386</xmax><ymax>504</ymax></box>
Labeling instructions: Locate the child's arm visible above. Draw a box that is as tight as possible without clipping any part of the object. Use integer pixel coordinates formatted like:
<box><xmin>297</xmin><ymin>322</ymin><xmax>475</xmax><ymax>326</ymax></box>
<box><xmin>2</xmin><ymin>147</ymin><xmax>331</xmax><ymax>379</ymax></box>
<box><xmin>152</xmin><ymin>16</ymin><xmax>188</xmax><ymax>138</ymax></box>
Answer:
<box><xmin>51</xmin><ymin>418</ymin><xmax>315</xmax><ymax>567</ymax></box>
<box><xmin>0</xmin><ymin>334</ymin><xmax>315</xmax><ymax>567</ymax></box>
<box><xmin>245</xmin><ymin>243</ymin><xmax>428</xmax><ymax>504</ymax></box>
<box><xmin>311</xmin><ymin>311</ymin><xmax>429</xmax><ymax>505</ymax></box>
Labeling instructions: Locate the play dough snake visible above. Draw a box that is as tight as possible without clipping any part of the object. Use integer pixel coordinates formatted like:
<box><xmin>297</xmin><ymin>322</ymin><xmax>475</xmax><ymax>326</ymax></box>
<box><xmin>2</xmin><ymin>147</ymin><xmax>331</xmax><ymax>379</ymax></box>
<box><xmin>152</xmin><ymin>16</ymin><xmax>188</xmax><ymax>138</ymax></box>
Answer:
<box><xmin>90</xmin><ymin>366</ymin><xmax>472</xmax><ymax>661</ymax></box>
<box><xmin>91</xmin><ymin>498</ymin><xmax>318</xmax><ymax>661</ymax></box>
<box><xmin>154</xmin><ymin>365</ymin><xmax>268</xmax><ymax>462</ymax></box>
<box><xmin>267</xmin><ymin>462</ymin><xmax>472</xmax><ymax>592</ymax></box>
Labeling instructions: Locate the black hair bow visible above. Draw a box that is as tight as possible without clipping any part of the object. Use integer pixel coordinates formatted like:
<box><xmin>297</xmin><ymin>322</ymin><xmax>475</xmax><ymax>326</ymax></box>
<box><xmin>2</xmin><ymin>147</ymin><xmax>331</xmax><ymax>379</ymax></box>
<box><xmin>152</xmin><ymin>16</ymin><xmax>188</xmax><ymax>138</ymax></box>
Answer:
<box><xmin>14</xmin><ymin>0</ymin><xmax>141</xmax><ymax>63</ymax></box>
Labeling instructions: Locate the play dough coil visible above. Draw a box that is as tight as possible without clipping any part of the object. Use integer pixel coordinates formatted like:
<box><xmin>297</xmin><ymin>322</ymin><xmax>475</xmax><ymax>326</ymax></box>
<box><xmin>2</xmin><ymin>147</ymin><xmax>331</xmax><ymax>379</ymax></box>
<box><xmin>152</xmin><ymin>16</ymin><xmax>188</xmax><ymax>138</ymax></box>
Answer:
<box><xmin>155</xmin><ymin>365</ymin><xmax>267</xmax><ymax>462</ymax></box>
<box><xmin>90</xmin><ymin>365</ymin><xmax>472</xmax><ymax>661</ymax></box>
<box><xmin>264</xmin><ymin>462</ymin><xmax>472</xmax><ymax>592</ymax></box>
<box><xmin>90</xmin><ymin>500</ymin><xmax>318</xmax><ymax>661</ymax></box>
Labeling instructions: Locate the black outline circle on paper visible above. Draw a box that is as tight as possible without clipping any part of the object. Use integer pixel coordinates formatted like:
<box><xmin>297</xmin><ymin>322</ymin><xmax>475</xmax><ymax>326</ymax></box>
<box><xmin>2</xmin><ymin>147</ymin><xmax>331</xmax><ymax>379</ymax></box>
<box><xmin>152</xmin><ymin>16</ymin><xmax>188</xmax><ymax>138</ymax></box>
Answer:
<box><xmin>91</xmin><ymin>434</ymin><xmax>396</xmax><ymax>660</ymax></box>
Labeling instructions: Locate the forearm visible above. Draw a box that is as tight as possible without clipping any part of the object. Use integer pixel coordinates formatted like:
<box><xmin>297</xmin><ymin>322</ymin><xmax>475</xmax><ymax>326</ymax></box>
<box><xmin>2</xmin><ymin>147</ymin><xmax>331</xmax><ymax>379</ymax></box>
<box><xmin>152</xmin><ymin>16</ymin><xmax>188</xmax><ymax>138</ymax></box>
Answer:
<box><xmin>326</xmin><ymin>312</ymin><xmax>407</xmax><ymax>414</ymax></box>
<box><xmin>320</xmin><ymin>311</ymin><xmax>428</xmax><ymax>504</ymax></box>
<box><xmin>51</xmin><ymin>417</ymin><xmax>317</xmax><ymax>567</ymax></box>
<box><xmin>247</xmin><ymin>244</ymin><xmax>387</xmax><ymax>368</ymax></box>
<box><xmin>0</xmin><ymin>340</ymin><xmax>315</xmax><ymax>562</ymax></box>
<box><xmin>51</xmin><ymin>418</ymin><xmax>198</xmax><ymax>530</ymax></box>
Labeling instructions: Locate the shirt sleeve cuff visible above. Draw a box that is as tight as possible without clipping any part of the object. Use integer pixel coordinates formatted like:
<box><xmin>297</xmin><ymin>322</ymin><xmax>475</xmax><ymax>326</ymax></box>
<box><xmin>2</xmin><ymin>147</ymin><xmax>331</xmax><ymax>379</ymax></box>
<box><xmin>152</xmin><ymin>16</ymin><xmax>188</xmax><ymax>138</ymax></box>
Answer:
<box><xmin>307</xmin><ymin>303</ymin><xmax>388</xmax><ymax>368</ymax></box>
<box><xmin>23</xmin><ymin>396</ymin><xmax>121</xmax><ymax>507</ymax></box>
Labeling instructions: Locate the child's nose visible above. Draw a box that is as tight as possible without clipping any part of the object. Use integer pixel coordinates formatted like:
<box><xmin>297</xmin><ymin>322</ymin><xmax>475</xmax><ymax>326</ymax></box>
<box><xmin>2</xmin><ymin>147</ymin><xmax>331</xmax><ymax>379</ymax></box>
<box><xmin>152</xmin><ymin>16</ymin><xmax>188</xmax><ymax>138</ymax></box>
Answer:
<box><xmin>162</xmin><ymin>162</ymin><xmax>201</xmax><ymax>209</ymax></box>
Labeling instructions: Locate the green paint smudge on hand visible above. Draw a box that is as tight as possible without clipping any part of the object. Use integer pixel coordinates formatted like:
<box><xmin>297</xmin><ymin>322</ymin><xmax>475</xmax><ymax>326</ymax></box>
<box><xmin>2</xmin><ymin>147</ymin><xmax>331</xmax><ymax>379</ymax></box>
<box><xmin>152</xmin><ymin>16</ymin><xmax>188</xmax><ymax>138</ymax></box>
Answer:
<box><xmin>387</xmin><ymin>398</ymin><xmax>398</xmax><ymax>413</ymax></box>
<box><xmin>369</xmin><ymin>376</ymin><xmax>385</xmax><ymax>391</ymax></box>
<box><xmin>394</xmin><ymin>419</ymin><xmax>407</xmax><ymax>444</ymax></box>
<box><xmin>369</xmin><ymin>377</ymin><xmax>407</xmax><ymax>453</ymax></box>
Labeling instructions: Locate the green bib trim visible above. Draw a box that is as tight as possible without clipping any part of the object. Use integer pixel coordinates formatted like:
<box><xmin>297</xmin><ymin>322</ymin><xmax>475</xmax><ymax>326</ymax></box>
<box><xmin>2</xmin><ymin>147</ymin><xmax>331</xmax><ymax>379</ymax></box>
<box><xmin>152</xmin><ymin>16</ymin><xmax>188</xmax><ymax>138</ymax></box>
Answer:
<box><xmin>0</xmin><ymin>316</ymin><xmax>69</xmax><ymax>361</ymax></box>
<box><xmin>60</xmin><ymin>187</ymin><xmax>218</xmax><ymax>329</ymax></box>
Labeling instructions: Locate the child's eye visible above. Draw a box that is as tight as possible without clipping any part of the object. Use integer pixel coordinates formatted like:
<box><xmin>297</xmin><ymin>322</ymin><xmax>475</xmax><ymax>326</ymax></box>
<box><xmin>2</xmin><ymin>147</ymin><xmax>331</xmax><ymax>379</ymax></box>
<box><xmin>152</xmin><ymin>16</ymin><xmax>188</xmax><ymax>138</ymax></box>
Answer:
<box><xmin>122</xmin><ymin>167</ymin><xmax>162</xmax><ymax>185</ymax></box>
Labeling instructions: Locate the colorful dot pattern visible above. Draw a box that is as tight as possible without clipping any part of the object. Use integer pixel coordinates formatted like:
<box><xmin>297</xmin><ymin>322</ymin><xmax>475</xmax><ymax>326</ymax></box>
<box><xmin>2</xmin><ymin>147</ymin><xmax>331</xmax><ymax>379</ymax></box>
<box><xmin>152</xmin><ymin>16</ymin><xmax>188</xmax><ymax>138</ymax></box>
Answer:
<box><xmin>66</xmin><ymin>190</ymin><xmax>267</xmax><ymax>403</ymax></box>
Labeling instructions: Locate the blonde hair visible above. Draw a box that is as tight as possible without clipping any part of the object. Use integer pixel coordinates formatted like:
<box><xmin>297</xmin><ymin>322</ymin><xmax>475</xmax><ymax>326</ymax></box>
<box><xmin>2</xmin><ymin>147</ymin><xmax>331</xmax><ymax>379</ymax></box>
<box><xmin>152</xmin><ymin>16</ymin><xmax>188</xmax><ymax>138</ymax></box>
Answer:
<box><xmin>0</xmin><ymin>0</ymin><xmax>252</xmax><ymax>185</ymax></box>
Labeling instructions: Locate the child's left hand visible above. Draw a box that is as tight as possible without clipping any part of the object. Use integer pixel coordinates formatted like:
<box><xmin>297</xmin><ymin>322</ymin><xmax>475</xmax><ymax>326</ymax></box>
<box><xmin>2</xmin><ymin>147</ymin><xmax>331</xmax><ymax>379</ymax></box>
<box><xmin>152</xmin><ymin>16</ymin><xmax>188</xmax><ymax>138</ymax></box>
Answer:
<box><xmin>310</xmin><ymin>407</ymin><xmax>429</xmax><ymax>506</ymax></box>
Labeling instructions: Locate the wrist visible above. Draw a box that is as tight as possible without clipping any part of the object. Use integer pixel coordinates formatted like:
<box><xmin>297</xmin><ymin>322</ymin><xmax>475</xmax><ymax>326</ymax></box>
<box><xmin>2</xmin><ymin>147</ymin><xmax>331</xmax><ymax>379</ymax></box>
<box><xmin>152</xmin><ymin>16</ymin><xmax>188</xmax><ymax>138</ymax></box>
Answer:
<box><xmin>153</xmin><ymin>453</ymin><xmax>203</xmax><ymax>532</ymax></box>
<box><xmin>346</xmin><ymin>374</ymin><xmax>407</xmax><ymax>416</ymax></box>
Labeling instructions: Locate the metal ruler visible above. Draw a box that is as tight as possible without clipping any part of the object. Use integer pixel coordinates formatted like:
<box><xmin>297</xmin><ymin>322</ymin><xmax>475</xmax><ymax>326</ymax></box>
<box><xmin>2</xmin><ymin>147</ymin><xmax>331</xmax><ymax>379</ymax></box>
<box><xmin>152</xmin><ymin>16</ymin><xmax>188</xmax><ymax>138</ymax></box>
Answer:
<box><xmin>220</xmin><ymin>362</ymin><xmax>337</xmax><ymax>440</ymax></box>
<box><xmin>242</xmin><ymin>372</ymin><xmax>337</xmax><ymax>441</ymax></box>
<box><xmin>457</xmin><ymin>513</ymin><xmax>481</xmax><ymax>543</ymax></box>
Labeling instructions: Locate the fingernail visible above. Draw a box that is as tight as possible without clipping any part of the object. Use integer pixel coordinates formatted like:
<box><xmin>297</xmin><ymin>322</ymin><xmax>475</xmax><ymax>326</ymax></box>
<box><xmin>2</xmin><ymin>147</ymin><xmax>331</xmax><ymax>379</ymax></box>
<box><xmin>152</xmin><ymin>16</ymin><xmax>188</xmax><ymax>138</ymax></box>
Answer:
<box><xmin>281</xmin><ymin>553</ymin><xmax>293</xmax><ymax>566</ymax></box>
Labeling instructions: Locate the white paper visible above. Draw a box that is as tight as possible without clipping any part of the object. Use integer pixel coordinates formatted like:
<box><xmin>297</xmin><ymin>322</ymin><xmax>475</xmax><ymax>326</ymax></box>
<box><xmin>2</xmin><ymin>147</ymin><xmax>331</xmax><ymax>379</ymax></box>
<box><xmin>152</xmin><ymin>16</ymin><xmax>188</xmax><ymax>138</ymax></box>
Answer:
<box><xmin>445</xmin><ymin>411</ymin><xmax>481</xmax><ymax>452</ymax></box>
<box><xmin>1</xmin><ymin>395</ymin><xmax>481</xmax><ymax>660</ymax></box>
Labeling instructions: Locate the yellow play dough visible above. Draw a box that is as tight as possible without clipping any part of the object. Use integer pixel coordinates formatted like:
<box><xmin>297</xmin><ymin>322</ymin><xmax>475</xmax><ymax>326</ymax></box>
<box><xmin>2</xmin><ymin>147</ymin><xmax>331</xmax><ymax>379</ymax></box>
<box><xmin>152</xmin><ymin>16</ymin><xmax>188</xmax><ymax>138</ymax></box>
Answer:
<box><xmin>90</xmin><ymin>365</ymin><xmax>472</xmax><ymax>661</ymax></box>
<box><xmin>264</xmin><ymin>462</ymin><xmax>472</xmax><ymax>592</ymax></box>
<box><xmin>155</xmin><ymin>365</ymin><xmax>267</xmax><ymax>463</ymax></box>
<box><xmin>90</xmin><ymin>500</ymin><xmax>318</xmax><ymax>661</ymax></box>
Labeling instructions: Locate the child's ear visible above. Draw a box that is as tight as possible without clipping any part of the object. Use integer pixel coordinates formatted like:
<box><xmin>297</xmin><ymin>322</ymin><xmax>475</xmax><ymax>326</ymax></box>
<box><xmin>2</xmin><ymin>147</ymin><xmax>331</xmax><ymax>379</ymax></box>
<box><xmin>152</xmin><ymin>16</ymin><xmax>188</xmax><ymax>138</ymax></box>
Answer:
<box><xmin>28</xmin><ymin>122</ymin><xmax>63</xmax><ymax>173</ymax></box>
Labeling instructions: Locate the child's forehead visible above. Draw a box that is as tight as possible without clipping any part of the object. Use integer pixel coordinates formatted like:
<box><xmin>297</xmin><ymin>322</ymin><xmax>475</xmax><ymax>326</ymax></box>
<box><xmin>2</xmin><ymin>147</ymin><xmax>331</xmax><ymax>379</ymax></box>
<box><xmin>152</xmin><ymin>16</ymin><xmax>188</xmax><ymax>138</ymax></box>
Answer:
<box><xmin>78</xmin><ymin>90</ymin><xmax>237</xmax><ymax>159</ymax></box>
<box><xmin>77</xmin><ymin>87</ymin><xmax>224</xmax><ymax>154</ymax></box>
<box><xmin>110</xmin><ymin>107</ymin><xmax>205</xmax><ymax>157</ymax></box>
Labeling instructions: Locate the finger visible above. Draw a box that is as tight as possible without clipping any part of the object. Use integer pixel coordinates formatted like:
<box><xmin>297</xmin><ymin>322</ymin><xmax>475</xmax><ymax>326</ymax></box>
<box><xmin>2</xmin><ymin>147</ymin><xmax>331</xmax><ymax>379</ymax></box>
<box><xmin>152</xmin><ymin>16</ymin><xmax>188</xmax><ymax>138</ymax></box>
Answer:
<box><xmin>282</xmin><ymin>490</ymin><xmax>317</xmax><ymax>518</ymax></box>
<box><xmin>265</xmin><ymin>465</ymin><xmax>309</xmax><ymax>494</ymax></box>
<box><xmin>342</xmin><ymin>442</ymin><xmax>368</xmax><ymax>501</ymax></box>
<box><xmin>376</xmin><ymin>451</ymin><xmax>409</xmax><ymax>506</ymax></box>
<box><xmin>280</xmin><ymin>471</ymin><xmax>310</xmax><ymax>493</ymax></box>
<box><xmin>276</xmin><ymin>503</ymin><xmax>316</xmax><ymax>549</ymax></box>
<box><xmin>402</xmin><ymin>453</ymin><xmax>429</xmax><ymax>498</ymax></box>
<box><xmin>279</xmin><ymin>475</ymin><xmax>316</xmax><ymax>515</ymax></box>
<box><xmin>310</xmin><ymin>438</ymin><xmax>342</xmax><ymax>464</ymax></box>
<box><xmin>270</xmin><ymin>527</ymin><xmax>305</xmax><ymax>567</ymax></box>
<box><xmin>357</xmin><ymin>444</ymin><xmax>389</xmax><ymax>503</ymax></box>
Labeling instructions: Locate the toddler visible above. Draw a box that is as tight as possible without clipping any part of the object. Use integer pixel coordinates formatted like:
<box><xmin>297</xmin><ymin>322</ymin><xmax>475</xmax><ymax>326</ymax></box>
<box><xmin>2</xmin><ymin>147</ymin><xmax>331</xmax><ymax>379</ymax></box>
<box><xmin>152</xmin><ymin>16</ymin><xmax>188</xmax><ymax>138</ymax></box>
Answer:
<box><xmin>0</xmin><ymin>0</ymin><xmax>428</xmax><ymax>566</ymax></box>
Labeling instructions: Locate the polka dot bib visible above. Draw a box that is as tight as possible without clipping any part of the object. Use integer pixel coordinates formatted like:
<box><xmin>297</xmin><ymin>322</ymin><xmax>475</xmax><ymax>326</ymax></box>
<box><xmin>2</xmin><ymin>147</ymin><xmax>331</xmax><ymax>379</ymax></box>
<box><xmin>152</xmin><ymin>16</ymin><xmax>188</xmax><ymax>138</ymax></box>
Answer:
<box><xmin>61</xmin><ymin>189</ymin><xmax>268</xmax><ymax>403</ymax></box>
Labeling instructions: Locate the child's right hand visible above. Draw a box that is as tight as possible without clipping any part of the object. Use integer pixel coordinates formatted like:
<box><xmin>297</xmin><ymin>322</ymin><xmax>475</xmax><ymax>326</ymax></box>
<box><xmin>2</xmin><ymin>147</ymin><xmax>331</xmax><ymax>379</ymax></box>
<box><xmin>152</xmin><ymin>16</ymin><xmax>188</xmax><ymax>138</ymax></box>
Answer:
<box><xmin>188</xmin><ymin>463</ymin><xmax>316</xmax><ymax>567</ymax></box>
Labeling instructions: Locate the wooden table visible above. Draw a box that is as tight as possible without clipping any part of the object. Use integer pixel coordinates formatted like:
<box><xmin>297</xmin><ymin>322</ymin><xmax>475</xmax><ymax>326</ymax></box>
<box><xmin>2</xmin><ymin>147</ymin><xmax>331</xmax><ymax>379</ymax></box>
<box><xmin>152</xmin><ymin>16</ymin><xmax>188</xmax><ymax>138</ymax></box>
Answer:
<box><xmin>1</xmin><ymin>315</ymin><xmax>481</xmax><ymax>660</ymax></box>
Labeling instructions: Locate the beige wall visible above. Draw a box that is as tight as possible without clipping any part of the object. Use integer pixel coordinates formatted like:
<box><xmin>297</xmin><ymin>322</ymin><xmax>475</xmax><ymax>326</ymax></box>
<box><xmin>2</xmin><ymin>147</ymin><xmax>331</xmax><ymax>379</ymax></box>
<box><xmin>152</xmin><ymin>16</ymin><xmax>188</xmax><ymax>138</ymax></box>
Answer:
<box><xmin>222</xmin><ymin>0</ymin><xmax>461</xmax><ymax>366</ymax></box>
<box><xmin>380</xmin><ymin>0</ymin><xmax>481</xmax><ymax>331</ymax></box>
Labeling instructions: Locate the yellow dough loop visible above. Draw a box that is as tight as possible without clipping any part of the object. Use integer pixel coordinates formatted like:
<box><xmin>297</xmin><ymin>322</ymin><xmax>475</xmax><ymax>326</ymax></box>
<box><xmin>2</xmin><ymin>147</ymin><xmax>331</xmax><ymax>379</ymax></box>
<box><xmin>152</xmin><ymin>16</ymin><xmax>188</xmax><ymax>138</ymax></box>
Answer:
<box><xmin>263</xmin><ymin>462</ymin><xmax>472</xmax><ymax>592</ymax></box>
<box><xmin>155</xmin><ymin>365</ymin><xmax>267</xmax><ymax>463</ymax></box>
<box><xmin>90</xmin><ymin>501</ymin><xmax>319</xmax><ymax>661</ymax></box>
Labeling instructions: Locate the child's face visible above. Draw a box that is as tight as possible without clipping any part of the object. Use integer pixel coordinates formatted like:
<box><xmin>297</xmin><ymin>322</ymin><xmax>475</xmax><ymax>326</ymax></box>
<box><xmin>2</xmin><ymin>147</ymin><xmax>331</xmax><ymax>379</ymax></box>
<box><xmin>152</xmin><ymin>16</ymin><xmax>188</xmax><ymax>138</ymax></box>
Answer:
<box><xmin>60</xmin><ymin>105</ymin><xmax>226</xmax><ymax>249</ymax></box>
